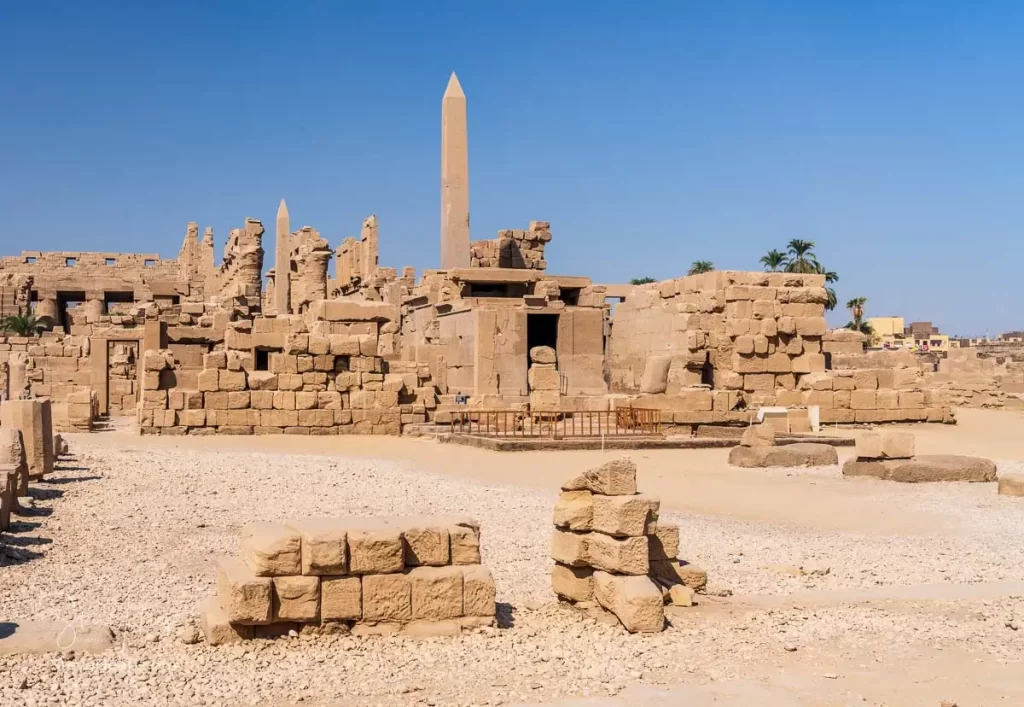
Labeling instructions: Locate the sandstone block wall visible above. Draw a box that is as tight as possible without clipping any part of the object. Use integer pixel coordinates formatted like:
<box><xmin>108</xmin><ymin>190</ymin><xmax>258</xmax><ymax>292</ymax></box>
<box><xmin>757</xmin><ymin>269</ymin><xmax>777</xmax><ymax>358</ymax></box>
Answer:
<box><xmin>138</xmin><ymin>303</ymin><xmax>438</xmax><ymax>436</ymax></box>
<box><xmin>201</xmin><ymin>516</ymin><xmax>495</xmax><ymax>644</ymax></box>
<box><xmin>470</xmin><ymin>221</ymin><xmax>551</xmax><ymax>270</ymax></box>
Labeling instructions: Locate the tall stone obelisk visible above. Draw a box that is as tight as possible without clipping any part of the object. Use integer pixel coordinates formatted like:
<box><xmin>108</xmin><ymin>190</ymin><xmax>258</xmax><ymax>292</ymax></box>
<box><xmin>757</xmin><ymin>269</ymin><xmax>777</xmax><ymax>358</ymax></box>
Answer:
<box><xmin>275</xmin><ymin>198</ymin><xmax>291</xmax><ymax>315</ymax></box>
<box><xmin>441</xmin><ymin>72</ymin><xmax>470</xmax><ymax>269</ymax></box>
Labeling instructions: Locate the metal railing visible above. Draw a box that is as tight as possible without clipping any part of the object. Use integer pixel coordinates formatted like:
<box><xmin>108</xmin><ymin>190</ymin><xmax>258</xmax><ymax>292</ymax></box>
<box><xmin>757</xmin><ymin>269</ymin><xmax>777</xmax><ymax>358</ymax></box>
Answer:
<box><xmin>449</xmin><ymin>408</ymin><xmax>662</xmax><ymax>438</ymax></box>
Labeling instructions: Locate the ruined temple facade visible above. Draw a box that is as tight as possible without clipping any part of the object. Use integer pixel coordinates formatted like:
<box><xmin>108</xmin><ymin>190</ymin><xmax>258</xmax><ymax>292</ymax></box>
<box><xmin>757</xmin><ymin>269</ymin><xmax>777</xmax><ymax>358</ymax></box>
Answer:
<box><xmin>0</xmin><ymin>72</ymin><xmax>967</xmax><ymax>435</ymax></box>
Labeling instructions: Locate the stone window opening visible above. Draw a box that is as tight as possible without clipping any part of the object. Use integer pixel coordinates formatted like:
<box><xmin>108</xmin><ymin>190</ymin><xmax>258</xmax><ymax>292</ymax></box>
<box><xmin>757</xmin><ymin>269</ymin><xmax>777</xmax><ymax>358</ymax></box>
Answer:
<box><xmin>24</xmin><ymin>256</ymin><xmax>36</xmax><ymax>264</ymax></box>
<box><xmin>254</xmin><ymin>348</ymin><xmax>277</xmax><ymax>372</ymax></box>
<box><xmin>144</xmin><ymin>259</ymin><xmax>156</xmax><ymax>267</ymax></box>
<box><xmin>105</xmin><ymin>258</ymin><xmax>116</xmax><ymax>266</ymax></box>
<box><xmin>65</xmin><ymin>257</ymin><xmax>77</xmax><ymax>267</ymax></box>
<box><xmin>335</xmin><ymin>356</ymin><xmax>351</xmax><ymax>373</ymax></box>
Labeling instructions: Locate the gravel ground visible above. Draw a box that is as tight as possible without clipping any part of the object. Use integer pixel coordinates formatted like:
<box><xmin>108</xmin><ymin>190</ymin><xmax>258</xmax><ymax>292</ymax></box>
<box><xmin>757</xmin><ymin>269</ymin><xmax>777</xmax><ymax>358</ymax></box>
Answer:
<box><xmin>1</xmin><ymin>438</ymin><xmax>1022</xmax><ymax>706</ymax></box>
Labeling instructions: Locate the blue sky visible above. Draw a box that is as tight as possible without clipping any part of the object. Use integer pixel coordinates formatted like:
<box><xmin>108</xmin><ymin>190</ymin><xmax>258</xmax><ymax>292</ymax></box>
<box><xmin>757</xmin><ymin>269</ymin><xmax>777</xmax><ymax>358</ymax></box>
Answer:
<box><xmin>1</xmin><ymin>1</ymin><xmax>1021</xmax><ymax>335</ymax></box>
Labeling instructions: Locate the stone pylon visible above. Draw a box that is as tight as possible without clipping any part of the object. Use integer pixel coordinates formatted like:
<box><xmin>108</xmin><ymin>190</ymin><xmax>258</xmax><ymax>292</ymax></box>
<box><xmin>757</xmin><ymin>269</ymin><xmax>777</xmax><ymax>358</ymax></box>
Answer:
<box><xmin>275</xmin><ymin>199</ymin><xmax>291</xmax><ymax>315</ymax></box>
<box><xmin>441</xmin><ymin>72</ymin><xmax>470</xmax><ymax>269</ymax></box>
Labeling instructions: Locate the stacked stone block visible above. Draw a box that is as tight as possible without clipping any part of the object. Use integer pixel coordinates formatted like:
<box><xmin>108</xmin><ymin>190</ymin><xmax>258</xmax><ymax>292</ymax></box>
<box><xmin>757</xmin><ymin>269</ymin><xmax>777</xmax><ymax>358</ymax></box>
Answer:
<box><xmin>469</xmin><ymin>221</ymin><xmax>551</xmax><ymax>270</ymax></box>
<box><xmin>200</xmin><ymin>516</ymin><xmax>496</xmax><ymax>644</ymax></box>
<box><xmin>138</xmin><ymin>302</ymin><xmax>439</xmax><ymax>436</ymax></box>
<box><xmin>528</xmin><ymin>345</ymin><xmax>561</xmax><ymax>413</ymax></box>
<box><xmin>551</xmin><ymin>458</ymin><xmax>705</xmax><ymax>633</ymax></box>
<box><xmin>843</xmin><ymin>431</ymin><xmax>997</xmax><ymax>482</ymax></box>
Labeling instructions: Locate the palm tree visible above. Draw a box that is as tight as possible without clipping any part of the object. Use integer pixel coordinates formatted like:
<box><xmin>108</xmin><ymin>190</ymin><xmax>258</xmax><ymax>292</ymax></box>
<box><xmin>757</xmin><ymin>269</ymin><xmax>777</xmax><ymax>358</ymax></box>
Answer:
<box><xmin>846</xmin><ymin>320</ymin><xmax>873</xmax><ymax>336</ymax></box>
<box><xmin>629</xmin><ymin>277</ymin><xmax>656</xmax><ymax>285</ymax></box>
<box><xmin>0</xmin><ymin>312</ymin><xmax>49</xmax><ymax>337</ymax></box>
<box><xmin>846</xmin><ymin>297</ymin><xmax>867</xmax><ymax>330</ymax></box>
<box><xmin>688</xmin><ymin>261</ymin><xmax>715</xmax><ymax>275</ymax></box>
<box><xmin>821</xmin><ymin>269</ymin><xmax>838</xmax><ymax>311</ymax></box>
<box><xmin>783</xmin><ymin>239</ymin><xmax>821</xmax><ymax>274</ymax></box>
<box><xmin>760</xmin><ymin>249</ymin><xmax>786</xmax><ymax>272</ymax></box>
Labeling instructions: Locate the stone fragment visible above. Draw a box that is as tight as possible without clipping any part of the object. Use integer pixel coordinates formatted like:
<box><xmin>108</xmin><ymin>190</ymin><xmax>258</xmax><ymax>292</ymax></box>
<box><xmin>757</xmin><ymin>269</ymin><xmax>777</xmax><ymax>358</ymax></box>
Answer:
<box><xmin>362</xmin><ymin>573</ymin><xmax>412</xmax><ymax>622</ymax></box>
<box><xmin>320</xmin><ymin>576</ymin><xmax>362</xmax><ymax>621</ymax></box>
<box><xmin>855</xmin><ymin>432</ymin><xmax>883</xmax><ymax>459</ymax></box>
<box><xmin>729</xmin><ymin>443</ymin><xmax>838</xmax><ymax>468</ymax></box>
<box><xmin>199</xmin><ymin>596</ymin><xmax>253</xmax><ymax>645</ymax></box>
<box><xmin>561</xmin><ymin>457</ymin><xmax>637</xmax><ymax>496</ymax></box>
<box><xmin>0</xmin><ymin>399</ymin><xmax>54</xmax><ymax>479</ymax></box>
<box><xmin>216</xmin><ymin>557</ymin><xmax>272</xmax><ymax>624</ymax></box>
<box><xmin>461</xmin><ymin>564</ymin><xmax>496</xmax><ymax>617</ymax></box>
<box><xmin>550</xmin><ymin>528</ymin><xmax>589</xmax><ymax>567</ymax></box>
<box><xmin>843</xmin><ymin>455</ymin><xmax>997</xmax><ymax>483</ymax></box>
<box><xmin>551</xmin><ymin>563</ymin><xmax>594</xmax><ymax>602</ymax></box>
<box><xmin>348</xmin><ymin>526</ymin><xmax>404</xmax><ymax>574</ymax></box>
<box><xmin>240</xmin><ymin>523</ymin><xmax>302</xmax><ymax>576</ymax></box>
<box><xmin>590</xmin><ymin>494</ymin><xmax>659</xmax><ymax>537</ymax></box>
<box><xmin>552</xmin><ymin>490</ymin><xmax>593</xmax><ymax>531</ymax></box>
<box><xmin>740</xmin><ymin>423</ymin><xmax>775</xmax><ymax>447</ymax></box>
<box><xmin>273</xmin><ymin>576</ymin><xmax>320</xmax><ymax>622</ymax></box>
<box><xmin>530</xmin><ymin>346</ymin><xmax>556</xmax><ymax>364</ymax></box>
<box><xmin>998</xmin><ymin>471</ymin><xmax>1024</xmax><ymax>497</ymax></box>
<box><xmin>408</xmin><ymin>566</ymin><xmax>464</xmax><ymax>620</ymax></box>
<box><xmin>593</xmin><ymin>571</ymin><xmax>665</xmax><ymax>633</ymax></box>
<box><xmin>287</xmin><ymin>519</ymin><xmax>347</xmax><ymax>576</ymax></box>
<box><xmin>880</xmin><ymin>431</ymin><xmax>915</xmax><ymax>459</ymax></box>
<box><xmin>668</xmin><ymin>584</ymin><xmax>695</xmax><ymax>607</ymax></box>
<box><xmin>0</xmin><ymin>428</ymin><xmax>28</xmax><ymax>496</ymax></box>
<box><xmin>650</xmin><ymin>560</ymin><xmax>708</xmax><ymax>592</ymax></box>
<box><xmin>400</xmin><ymin>620</ymin><xmax>463</xmax><ymax>637</ymax></box>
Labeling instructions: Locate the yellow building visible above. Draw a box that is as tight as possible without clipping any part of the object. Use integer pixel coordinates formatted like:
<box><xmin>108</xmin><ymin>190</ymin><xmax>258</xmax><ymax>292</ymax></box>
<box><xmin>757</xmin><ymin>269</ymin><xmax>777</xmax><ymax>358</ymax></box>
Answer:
<box><xmin>867</xmin><ymin>316</ymin><xmax>905</xmax><ymax>348</ymax></box>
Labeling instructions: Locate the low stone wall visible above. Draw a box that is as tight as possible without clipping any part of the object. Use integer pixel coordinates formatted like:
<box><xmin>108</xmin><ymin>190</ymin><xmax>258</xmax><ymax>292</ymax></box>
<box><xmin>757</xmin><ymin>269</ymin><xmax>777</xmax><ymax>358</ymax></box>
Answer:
<box><xmin>201</xmin><ymin>516</ymin><xmax>495</xmax><ymax>644</ymax></box>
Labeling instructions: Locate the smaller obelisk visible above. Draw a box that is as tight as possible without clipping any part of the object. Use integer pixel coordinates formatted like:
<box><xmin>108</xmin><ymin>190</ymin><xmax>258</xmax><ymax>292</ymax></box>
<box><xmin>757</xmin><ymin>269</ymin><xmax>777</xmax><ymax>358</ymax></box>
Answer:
<box><xmin>441</xmin><ymin>72</ymin><xmax>470</xmax><ymax>269</ymax></box>
<box><xmin>275</xmin><ymin>199</ymin><xmax>291</xmax><ymax>315</ymax></box>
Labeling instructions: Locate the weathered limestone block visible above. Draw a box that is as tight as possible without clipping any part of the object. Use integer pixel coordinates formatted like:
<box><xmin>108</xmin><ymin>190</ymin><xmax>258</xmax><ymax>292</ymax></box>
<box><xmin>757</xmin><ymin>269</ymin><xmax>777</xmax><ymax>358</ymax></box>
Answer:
<box><xmin>649</xmin><ymin>524</ymin><xmax>679</xmax><ymax>561</ymax></box>
<box><xmin>856</xmin><ymin>431</ymin><xmax>915</xmax><ymax>459</ymax></box>
<box><xmin>408</xmin><ymin>566</ymin><xmax>463</xmax><ymax>620</ymax></box>
<box><xmin>729</xmin><ymin>442</ymin><xmax>838</xmax><ymax>468</ymax></box>
<box><xmin>528</xmin><ymin>364</ymin><xmax>561</xmax><ymax>391</ymax></box>
<box><xmin>740</xmin><ymin>423</ymin><xmax>775</xmax><ymax>447</ymax></box>
<box><xmin>240</xmin><ymin>523</ymin><xmax>302</xmax><ymax>576</ymax></box>
<box><xmin>585</xmin><ymin>532</ymin><xmax>649</xmax><ymax>575</ymax></box>
<box><xmin>216</xmin><ymin>557</ymin><xmax>272</xmax><ymax>624</ymax></box>
<box><xmin>551</xmin><ymin>528</ymin><xmax>589</xmax><ymax>567</ymax></box>
<box><xmin>362</xmin><ymin>572</ymin><xmax>412</xmax><ymax>622</ymax></box>
<box><xmin>561</xmin><ymin>457</ymin><xmax>637</xmax><ymax>496</ymax></box>
<box><xmin>843</xmin><ymin>455</ymin><xmax>996</xmax><ymax>483</ymax></box>
<box><xmin>530</xmin><ymin>346</ymin><xmax>556</xmax><ymax>365</ymax></box>
<box><xmin>0</xmin><ymin>399</ymin><xmax>54</xmax><ymax>479</ymax></box>
<box><xmin>449</xmin><ymin>524</ymin><xmax>481</xmax><ymax>564</ymax></box>
<box><xmin>997</xmin><ymin>471</ymin><xmax>1024</xmax><ymax>497</ymax></box>
<box><xmin>52</xmin><ymin>433</ymin><xmax>69</xmax><ymax>457</ymax></box>
<box><xmin>287</xmin><ymin>519</ymin><xmax>347</xmax><ymax>575</ymax></box>
<box><xmin>639</xmin><ymin>355</ymin><xmax>673</xmax><ymax>394</ymax></box>
<box><xmin>348</xmin><ymin>526</ymin><xmax>404</xmax><ymax>574</ymax></box>
<box><xmin>551</xmin><ymin>563</ymin><xmax>594</xmax><ymax>602</ymax></box>
<box><xmin>402</xmin><ymin>524</ymin><xmax>450</xmax><ymax>567</ymax></box>
<box><xmin>462</xmin><ymin>564</ymin><xmax>496</xmax><ymax>617</ymax></box>
<box><xmin>320</xmin><ymin>576</ymin><xmax>362</xmax><ymax>621</ymax></box>
<box><xmin>273</xmin><ymin>576</ymin><xmax>320</xmax><ymax>622</ymax></box>
<box><xmin>650</xmin><ymin>560</ymin><xmax>708</xmax><ymax>593</ymax></box>
<box><xmin>593</xmin><ymin>571</ymin><xmax>665</xmax><ymax>633</ymax></box>
<box><xmin>591</xmin><ymin>494</ymin><xmax>659</xmax><ymax>537</ymax></box>
<box><xmin>199</xmin><ymin>596</ymin><xmax>253</xmax><ymax>645</ymax></box>
<box><xmin>553</xmin><ymin>490</ymin><xmax>594</xmax><ymax>531</ymax></box>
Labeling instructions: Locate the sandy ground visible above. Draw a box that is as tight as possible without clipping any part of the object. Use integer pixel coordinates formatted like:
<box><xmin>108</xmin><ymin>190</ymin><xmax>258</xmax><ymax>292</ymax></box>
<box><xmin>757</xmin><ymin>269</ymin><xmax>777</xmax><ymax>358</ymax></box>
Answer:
<box><xmin>0</xmin><ymin>407</ymin><xmax>1022</xmax><ymax>706</ymax></box>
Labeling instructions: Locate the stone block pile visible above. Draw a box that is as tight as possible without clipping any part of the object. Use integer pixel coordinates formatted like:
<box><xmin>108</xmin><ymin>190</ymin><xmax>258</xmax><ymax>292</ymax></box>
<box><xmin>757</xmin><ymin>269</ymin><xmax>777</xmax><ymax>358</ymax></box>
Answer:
<box><xmin>551</xmin><ymin>458</ymin><xmax>706</xmax><ymax>633</ymax></box>
<box><xmin>728</xmin><ymin>423</ymin><xmax>839</xmax><ymax>468</ymax></box>
<box><xmin>200</xmin><ymin>516</ymin><xmax>496</xmax><ymax>645</ymax></box>
<box><xmin>469</xmin><ymin>221</ymin><xmax>551</xmax><ymax>270</ymax></box>
<box><xmin>528</xmin><ymin>345</ymin><xmax>561</xmax><ymax>413</ymax></box>
<box><xmin>843</xmin><ymin>431</ymin><xmax>997</xmax><ymax>483</ymax></box>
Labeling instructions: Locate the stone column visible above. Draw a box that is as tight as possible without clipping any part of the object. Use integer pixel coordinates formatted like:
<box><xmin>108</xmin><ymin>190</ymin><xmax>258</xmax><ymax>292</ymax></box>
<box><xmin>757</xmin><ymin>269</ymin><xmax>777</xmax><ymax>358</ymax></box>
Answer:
<box><xmin>0</xmin><ymin>399</ymin><xmax>54</xmax><ymax>480</ymax></box>
<box><xmin>8</xmin><ymin>351</ymin><xmax>29</xmax><ymax>400</ymax></box>
<box><xmin>275</xmin><ymin>199</ymin><xmax>291</xmax><ymax>315</ymax></box>
<box><xmin>36</xmin><ymin>296</ymin><xmax>58</xmax><ymax>322</ymax></box>
<box><xmin>91</xmin><ymin>337</ymin><xmax>110</xmax><ymax>415</ymax></box>
<box><xmin>441</xmin><ymin>72</ymin><xmax>470</xmax><ymax>269</ymax></box>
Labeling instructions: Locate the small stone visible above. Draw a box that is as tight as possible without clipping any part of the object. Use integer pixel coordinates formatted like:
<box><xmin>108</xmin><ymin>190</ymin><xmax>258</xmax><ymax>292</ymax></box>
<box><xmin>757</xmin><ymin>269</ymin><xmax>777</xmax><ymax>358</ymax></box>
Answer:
<box><xmin>177</xmin><ymin>626</ymin><xmax>201</xmax><ymax>645</ymax></box>
<box><xmin>784</xmin><ymin>644</ymin><xmax>797</xmax><ymax>652</ymax></box>
<box><xmin>823</xmin><ymin>673</ymin><xmax>838</xmax><ymax>679</ymax></box>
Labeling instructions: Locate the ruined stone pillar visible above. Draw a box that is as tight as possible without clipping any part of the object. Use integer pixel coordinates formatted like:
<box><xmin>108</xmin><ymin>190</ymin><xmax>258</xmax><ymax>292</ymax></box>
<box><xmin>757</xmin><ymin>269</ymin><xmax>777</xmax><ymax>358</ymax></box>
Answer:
<box><xmin>361</xmin><ymin>215</ymin><xmax>379</xmax><ymax>279</ymax></box>
<box><xmin>441</xmin><ymin>72</ymin><xmax>470</xmax><ymax>269</ymax></box>
<box><xmin>0</xmin><ymin>399</ymin><xmax>54</xmax><ymax>480</ymax></box>
<box><xmin>275</xmin><ymin>199</ymin><xmax>291</xmax><ymax>315</ymax></box>
<box><xmin>36</xmin><ymin>296</ymin><xmax>58</xmax><ymax>323</ymax></box>
<box><xmin>8</xmin><ymin>351</ymin><xmax>29</xmax><ymax>400</ymax></box>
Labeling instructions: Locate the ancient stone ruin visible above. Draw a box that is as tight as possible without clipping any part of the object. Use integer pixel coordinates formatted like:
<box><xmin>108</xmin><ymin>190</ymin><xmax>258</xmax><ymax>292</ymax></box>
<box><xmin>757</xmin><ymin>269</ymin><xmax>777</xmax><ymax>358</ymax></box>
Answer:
<box><xmin>551</xmin><ymin>458</ymin><xmax>706</xmax><ymax>633</ymax></box>
<box><xmin>201</xmin><ymin>516</ymin><xmax>495</xmax><ymax>644</ymax></box>
<box><xmin>842</xmin><ymin>431</ymin><xmax>997</xmax><ymax>483</ymax></box>
<box><xmin>727</xmin><ymin>423</ymin><xmax>840</xmax><ymax>468</ymax></box>
<box><xmin>0</xmin><ymin>71</ymin><xmax>998</xmax><ymax>442</ymax></box>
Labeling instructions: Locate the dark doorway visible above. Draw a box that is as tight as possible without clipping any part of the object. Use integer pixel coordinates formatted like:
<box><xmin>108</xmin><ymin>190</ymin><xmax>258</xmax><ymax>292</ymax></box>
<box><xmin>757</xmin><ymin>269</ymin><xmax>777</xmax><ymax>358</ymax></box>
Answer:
<box><xmin>527</xmin><ymin>313</ymin><xmax>559</xmax><ymax>362</ymax></box>
<box><xmin>104</xmin><ymin>291</ymin><xmax>134</xmax><ymax>315</ymax></box>
<box><xmin>701</xmin><ymin>359</ymin><xmax>715</xmax><ymax>388</ymax></box>
<box><xmin>56</xmin><ymin>291</ymin><xmax>86</xmax><ymax>333</ymax></box>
